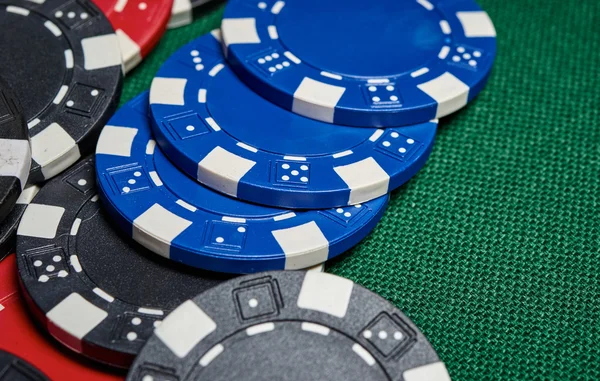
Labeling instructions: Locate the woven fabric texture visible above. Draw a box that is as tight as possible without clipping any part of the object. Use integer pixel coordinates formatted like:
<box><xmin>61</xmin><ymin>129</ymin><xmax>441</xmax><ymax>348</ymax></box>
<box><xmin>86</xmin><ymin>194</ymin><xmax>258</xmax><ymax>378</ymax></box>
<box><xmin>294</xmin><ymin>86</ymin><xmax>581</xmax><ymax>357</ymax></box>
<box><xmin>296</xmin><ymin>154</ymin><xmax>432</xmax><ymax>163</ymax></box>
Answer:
<box><xmin>120</xmin><ymin>1</ymin><xmax>600</xmax><ymax>379</ymax></box>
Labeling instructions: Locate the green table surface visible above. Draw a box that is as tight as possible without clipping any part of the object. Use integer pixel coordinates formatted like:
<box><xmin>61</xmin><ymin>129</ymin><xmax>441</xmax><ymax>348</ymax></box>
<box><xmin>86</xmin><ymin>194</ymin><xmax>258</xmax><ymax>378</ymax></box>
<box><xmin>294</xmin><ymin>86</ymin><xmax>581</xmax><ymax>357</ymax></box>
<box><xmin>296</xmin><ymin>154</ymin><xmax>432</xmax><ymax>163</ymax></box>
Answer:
<box><xmin>122</xmin><ymin>1</ymin><xmax>599</xmax><ymax>379</ymax></box>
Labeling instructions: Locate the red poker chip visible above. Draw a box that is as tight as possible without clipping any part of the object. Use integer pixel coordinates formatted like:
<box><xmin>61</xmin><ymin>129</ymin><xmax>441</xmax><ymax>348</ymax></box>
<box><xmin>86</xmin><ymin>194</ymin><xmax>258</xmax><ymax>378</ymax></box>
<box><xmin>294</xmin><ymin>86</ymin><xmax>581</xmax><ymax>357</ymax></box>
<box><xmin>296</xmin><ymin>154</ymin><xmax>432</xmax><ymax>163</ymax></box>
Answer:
<box><xmin>0</xmin><ymin>255</ymin><xmax>124</xmax><ymax>381</ymax></box>
<box><xmin>93</xmin><ymin>0</ymin><xmax>173</xmax><ymax>73</ymax></box>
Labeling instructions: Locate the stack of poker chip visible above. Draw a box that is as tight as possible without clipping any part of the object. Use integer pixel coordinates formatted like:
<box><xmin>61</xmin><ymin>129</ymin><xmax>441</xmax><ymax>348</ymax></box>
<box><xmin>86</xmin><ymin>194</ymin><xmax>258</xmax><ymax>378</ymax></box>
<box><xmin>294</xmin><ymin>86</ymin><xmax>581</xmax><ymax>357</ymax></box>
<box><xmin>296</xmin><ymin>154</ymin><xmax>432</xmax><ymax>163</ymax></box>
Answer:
<box><xmin>0</xmin><ymin>0</ymin><xmax>496</xmax><ymax>379</ymax></box>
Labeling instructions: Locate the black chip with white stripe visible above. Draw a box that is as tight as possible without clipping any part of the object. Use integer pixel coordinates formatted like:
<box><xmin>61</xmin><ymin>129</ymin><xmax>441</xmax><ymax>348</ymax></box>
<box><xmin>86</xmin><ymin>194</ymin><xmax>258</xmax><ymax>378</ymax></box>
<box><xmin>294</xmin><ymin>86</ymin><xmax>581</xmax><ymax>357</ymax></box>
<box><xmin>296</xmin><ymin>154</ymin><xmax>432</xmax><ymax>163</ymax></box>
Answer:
<box><xmin>0</xmin><ymin>350</ymin><xmax>49</xmax><ymax>381</ymax></box>
<box><xmin>15</xmin><ymin>157</ymin><xmax>236</xmax><ymax>368</ymax></box>
<box><xmin>0</xmin><ymin>77</ymin><xmax>30</xmax><ymax>225</ymax></box>
<box><xmin>127</xmin><ymin>271</ymin><xmax>452</xmax><ymax>381</ymax></box>
<box><xmin>0</xmin><ymin>0</ymin><xmax>122</xmax><ymax>184</ymax></box>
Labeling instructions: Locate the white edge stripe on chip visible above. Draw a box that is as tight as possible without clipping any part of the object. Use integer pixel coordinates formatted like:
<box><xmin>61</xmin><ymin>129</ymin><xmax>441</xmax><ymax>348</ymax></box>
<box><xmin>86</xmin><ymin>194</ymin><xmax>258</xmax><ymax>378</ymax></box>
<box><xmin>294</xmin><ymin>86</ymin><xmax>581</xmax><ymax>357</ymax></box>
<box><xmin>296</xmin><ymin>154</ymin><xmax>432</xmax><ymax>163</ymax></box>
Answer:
<box><xmin>138</xmin><ymin>307</ymin><xmax>164</xmax><ymax>316</ymax></box>
<box><xmin>247</xmin><ymin>323</ymin><xmax>275</xmax><ymax>336</ymax></box>
<box><xmin>352</xmin><ymin>344</ymin><xmax>376</xmax><ymax>366</ymax></box>
<box><xmin>115</xmin><ymin>0</ymin><xmax>127</xmax><ymax>12</ymax></box>
<box><xmin>273</xmin><ymin>212</ymin><xmax>295</xmax><ymax>221</ymax></box>
<box><xmin>200</xmin><ymin>344</ymin><xmax>224</xmax><ymax>367</ymax></box>
<box><xmin>93</xmin><ymin>288</ymin><xmax>114</xmax><ymax>303</ymax></box>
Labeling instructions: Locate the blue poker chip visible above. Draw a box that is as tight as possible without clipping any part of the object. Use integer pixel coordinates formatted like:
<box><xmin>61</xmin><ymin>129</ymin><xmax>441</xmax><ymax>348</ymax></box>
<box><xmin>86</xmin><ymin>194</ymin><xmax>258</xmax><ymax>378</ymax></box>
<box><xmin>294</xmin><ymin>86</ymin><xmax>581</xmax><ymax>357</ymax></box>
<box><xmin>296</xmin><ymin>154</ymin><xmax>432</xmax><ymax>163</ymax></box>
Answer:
<box><xmin>95</xmin><ymin>91</ymin><xmax>389</xmax><ymax>274</ymax></box>
<box><xmin>221</xmin><ymin>0</ymin><xmax>496</xmax><ymax>127</ymax></box>
<box><xmin>149</xmin><ymin>32</ymin><xmax>437</xmax><ymax>209</ymax></box>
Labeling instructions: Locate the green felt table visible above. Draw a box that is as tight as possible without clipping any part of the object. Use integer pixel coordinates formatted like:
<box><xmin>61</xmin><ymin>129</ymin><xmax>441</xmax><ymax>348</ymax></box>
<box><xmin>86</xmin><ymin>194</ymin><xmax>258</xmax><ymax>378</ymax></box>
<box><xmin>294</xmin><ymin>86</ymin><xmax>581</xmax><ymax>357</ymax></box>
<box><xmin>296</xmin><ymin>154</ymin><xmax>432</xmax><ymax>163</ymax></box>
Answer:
<box><xmin>121</xmin><ymin>1</ymin><xmax>600</xmax><ymax>379</ymax></box>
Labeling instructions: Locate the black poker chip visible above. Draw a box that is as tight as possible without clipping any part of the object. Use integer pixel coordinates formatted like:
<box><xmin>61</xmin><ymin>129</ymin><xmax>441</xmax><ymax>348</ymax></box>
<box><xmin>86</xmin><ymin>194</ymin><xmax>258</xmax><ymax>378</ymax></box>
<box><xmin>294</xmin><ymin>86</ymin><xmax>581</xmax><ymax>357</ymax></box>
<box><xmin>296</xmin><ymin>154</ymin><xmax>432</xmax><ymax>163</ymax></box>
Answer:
<box><xmin>15</xmin><ymin>157</ymin><xmax>234</xmax><ymax>368</ymax></box>
<box><xmin>0</xmin><ymin>0</ymin><xmax>122</xmax><ymax>184</ymax></box>
<box><xmin>127</xmin><ymin>271</ymin><xmax>451</xmax><ymax>381</ymax></box>
<box><xmin>0</xmin><ymin>350</ymin><xmax>50</xmax><ymax>381</ymax></box>
<box><xmin>0</xmin><ymin>76</ymin><xmax>30</xmax><ymax>225</ymax></box>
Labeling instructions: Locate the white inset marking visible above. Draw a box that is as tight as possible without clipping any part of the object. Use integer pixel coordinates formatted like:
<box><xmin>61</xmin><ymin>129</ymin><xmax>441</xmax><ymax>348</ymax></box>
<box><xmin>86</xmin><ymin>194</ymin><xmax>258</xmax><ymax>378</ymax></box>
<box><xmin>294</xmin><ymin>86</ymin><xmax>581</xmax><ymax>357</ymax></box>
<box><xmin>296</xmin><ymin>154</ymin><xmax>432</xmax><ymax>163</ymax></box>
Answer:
<box><xmin>273</xmin><ymin>212</ymin><xmax>296</xmax><ymax>221</ymax></box>
<box><xmin>138</xmin><ymin>308</ymin><xmax>163</xmax><ymax>316</ymax></box>
<box><xmin>332</xmin><ymin>150</ymin><xmax>353</xmax><ymax>159</ymax></box>
<box><xmin>93</xmin><ymin>288</ymin><xmax>115</xmax><ymax>303</ymax></box>
<box><xmin>149</xmin><ymin>171</ymin><xmax>162</xmax><ymax>187</ymax></box>
<box><xmin>53</xmin><ymin>85</ymin><xmax>68</xmax><ymax>104</ymax></box>
<box><xmin>115</xmin><ymin>0</ymin><xmax>127</xmax><ymax>12</ymax></box>
<box><xmin>200</xmin><ymin>344</ymin><xmax>224</xmax><ymax>367</ymax></box>
<box><xmin>301</xmin><ymin>322</ymin><xmax>330</xmax><ymax>336</ymax></box>
<box><xmin>321</xmin><ymin>71</ymin><xmax>342</xmax><ymax>80</ymax></box>
<box><xmin>271</xmin><ymin>1</ymin><xmax>285</xmax><ymax>14</ymax></box>
<box><xmin>198</xmin><ymin>89</ymin><xmax>207</xmax><ymax>103</ymax></box>
<box><xmin>369</xmin><ymin>130</ymin><xmax>384</xmax><ymax>142</ymax></box>
<box><xmin>205</xmin><ymin>117</ymin><xmax>221</xmax><ymax>131</ymax></box>
<box><xmin>367</xmin><ymin>78</ymin><xmax>389</xmax><ymax>84</ymax></box>
<box><xmin>222</xmin><ymin>216</ymin><xmax>247</xmax><ymax>223</ymax></box>
<box><xmin>353</xmin><ymin>344</ymin><xmax>376</xmax><ymax>366</ymax></box>
<box><xmin>64</xmin><ymin>49</ymin><xmax>74</xmax><ymax>68</ymax></box>
<box><xmin>440</xmin><ymin>20</ymin><xmax>451</xmax><ymax>34</ymax></box>
<box><xmin>411</xmin><ymin>67</ymin><xmax>430</xmax><ymax>78</ymax></box>
<box><xmin>417</xmin><ymin>0</ymin><xmax>434</xmax><ymax>10</ymax></box>
<box><xmin>70</xmin><ymin>218</ymin><xmax>81</xmax><ymax>236</ymax></box>
<box><xmin>268</xmin><ymin>25</ymin><xmax>278</xmax><ymax>39</ymax></box>
<box><xmin>71</xmin><ymin>256</ymin><xmax>82</xmax><ymax>272</ymax></box>
<box><xmin>28</xmin><ymin>119</ymin><xmax>40</xmax><ymax>129</ymax></box>
<box><xmin>246</xmin><ymin>323</ymin><xmax>275</xmax><ymax>336</ymax></box>
<box><xmin>176</xmin><ymin>199</ymin><xmax>197</xmax><ymax>212</ymax></box>
<box><xmin>237</xmin><ymin>142</ymin><xmax>258</xmax><ymax>153</ymax></box>
<box><xmin>284</xmin><ymin>51</ymin><xmax>301</xmax><ymax>64</ymax></box>
<box><xmin>209</xmin><ymin>63</ymin><xmax>224</xmax><ymax>77</ymax></box>
<box><xmin>7</xmin><ymin>6</ymin><xmax>29</xmax><ymax>16</ymax></box>
<box><xmin>283</xmin><ymin>155</ymin><xmax>306</xmax><ymax>161</ymax></box>
<box><xmin>44</xmin><ymin>21</ymin><xmax>62</xmax><ymax>37</ymax></box>
<box><xmin>439</xmin><ymin>46</ymin><xmax>451</xmax><ymax>59</ymax></box>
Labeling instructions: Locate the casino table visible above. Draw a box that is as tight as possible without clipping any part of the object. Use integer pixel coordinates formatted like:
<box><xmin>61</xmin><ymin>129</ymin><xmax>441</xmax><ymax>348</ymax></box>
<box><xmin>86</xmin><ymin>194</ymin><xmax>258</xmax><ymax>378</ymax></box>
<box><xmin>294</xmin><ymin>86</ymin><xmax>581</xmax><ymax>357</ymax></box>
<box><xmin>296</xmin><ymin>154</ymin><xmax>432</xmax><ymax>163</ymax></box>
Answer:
<box><xmin>121</xmin><ymin>0</ymin><xmax>599</xmax><ymax>379</ymax></box>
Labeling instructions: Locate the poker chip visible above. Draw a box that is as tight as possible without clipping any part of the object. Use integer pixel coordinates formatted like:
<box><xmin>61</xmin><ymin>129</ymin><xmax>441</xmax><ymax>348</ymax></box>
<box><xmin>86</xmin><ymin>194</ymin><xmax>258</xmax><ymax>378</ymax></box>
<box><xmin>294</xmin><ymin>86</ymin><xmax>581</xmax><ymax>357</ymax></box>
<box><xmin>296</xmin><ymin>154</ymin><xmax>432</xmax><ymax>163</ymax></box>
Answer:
<box><xmin>150</xmin><ymin>32</ymin><xmax>437</xmax><ymax>209</ymax></box>
<box><xmin>96</xmin><ymin>92</ymin><xmax>388</xmax><ymax>274</ymax></box>
<box><xmin>221</xmin><ymin>0</ymin><xmax>496</xmax><ymax>127</ymax></box>
<box><xmin>93</xmin><ymin>0</ymin><xmax>173</xmax><ymax>73</ymax></box>
<box><xmin>0</xmin><ymin>184</ymin><xmax>39</xmax><ymax>262</ymax></box>
<box><xmin>0</xmin><ymin>0</ymin><xmax>123</xmax><ymax>184</ymax></box>
<box><xmin>17</xmin><ymin>157</ymin><xmax>229</xmax><ymax>367</ymax></box>
<box><xmin>168</xmin><ymin>0</ymin><xmax>219</xmax><ymax>29</ymax></box>
<box><xmin>127</xmin><ymin>271</ymin><xmax>451</xmax><ymax>381</ymax></box>
<box><xmin>0</xmin><ymin>350</ymin><xmax>50</xmax><ymax>380</ymax></box>
<box><xmin>0</xmin><ymin>77</ymin><xmax>30</xmax><ymax>224</ymax></box>
<box><xmin>0</xmin><ymin>255</ymin><xmax>123</xmax><ymax>380</ymax></box>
